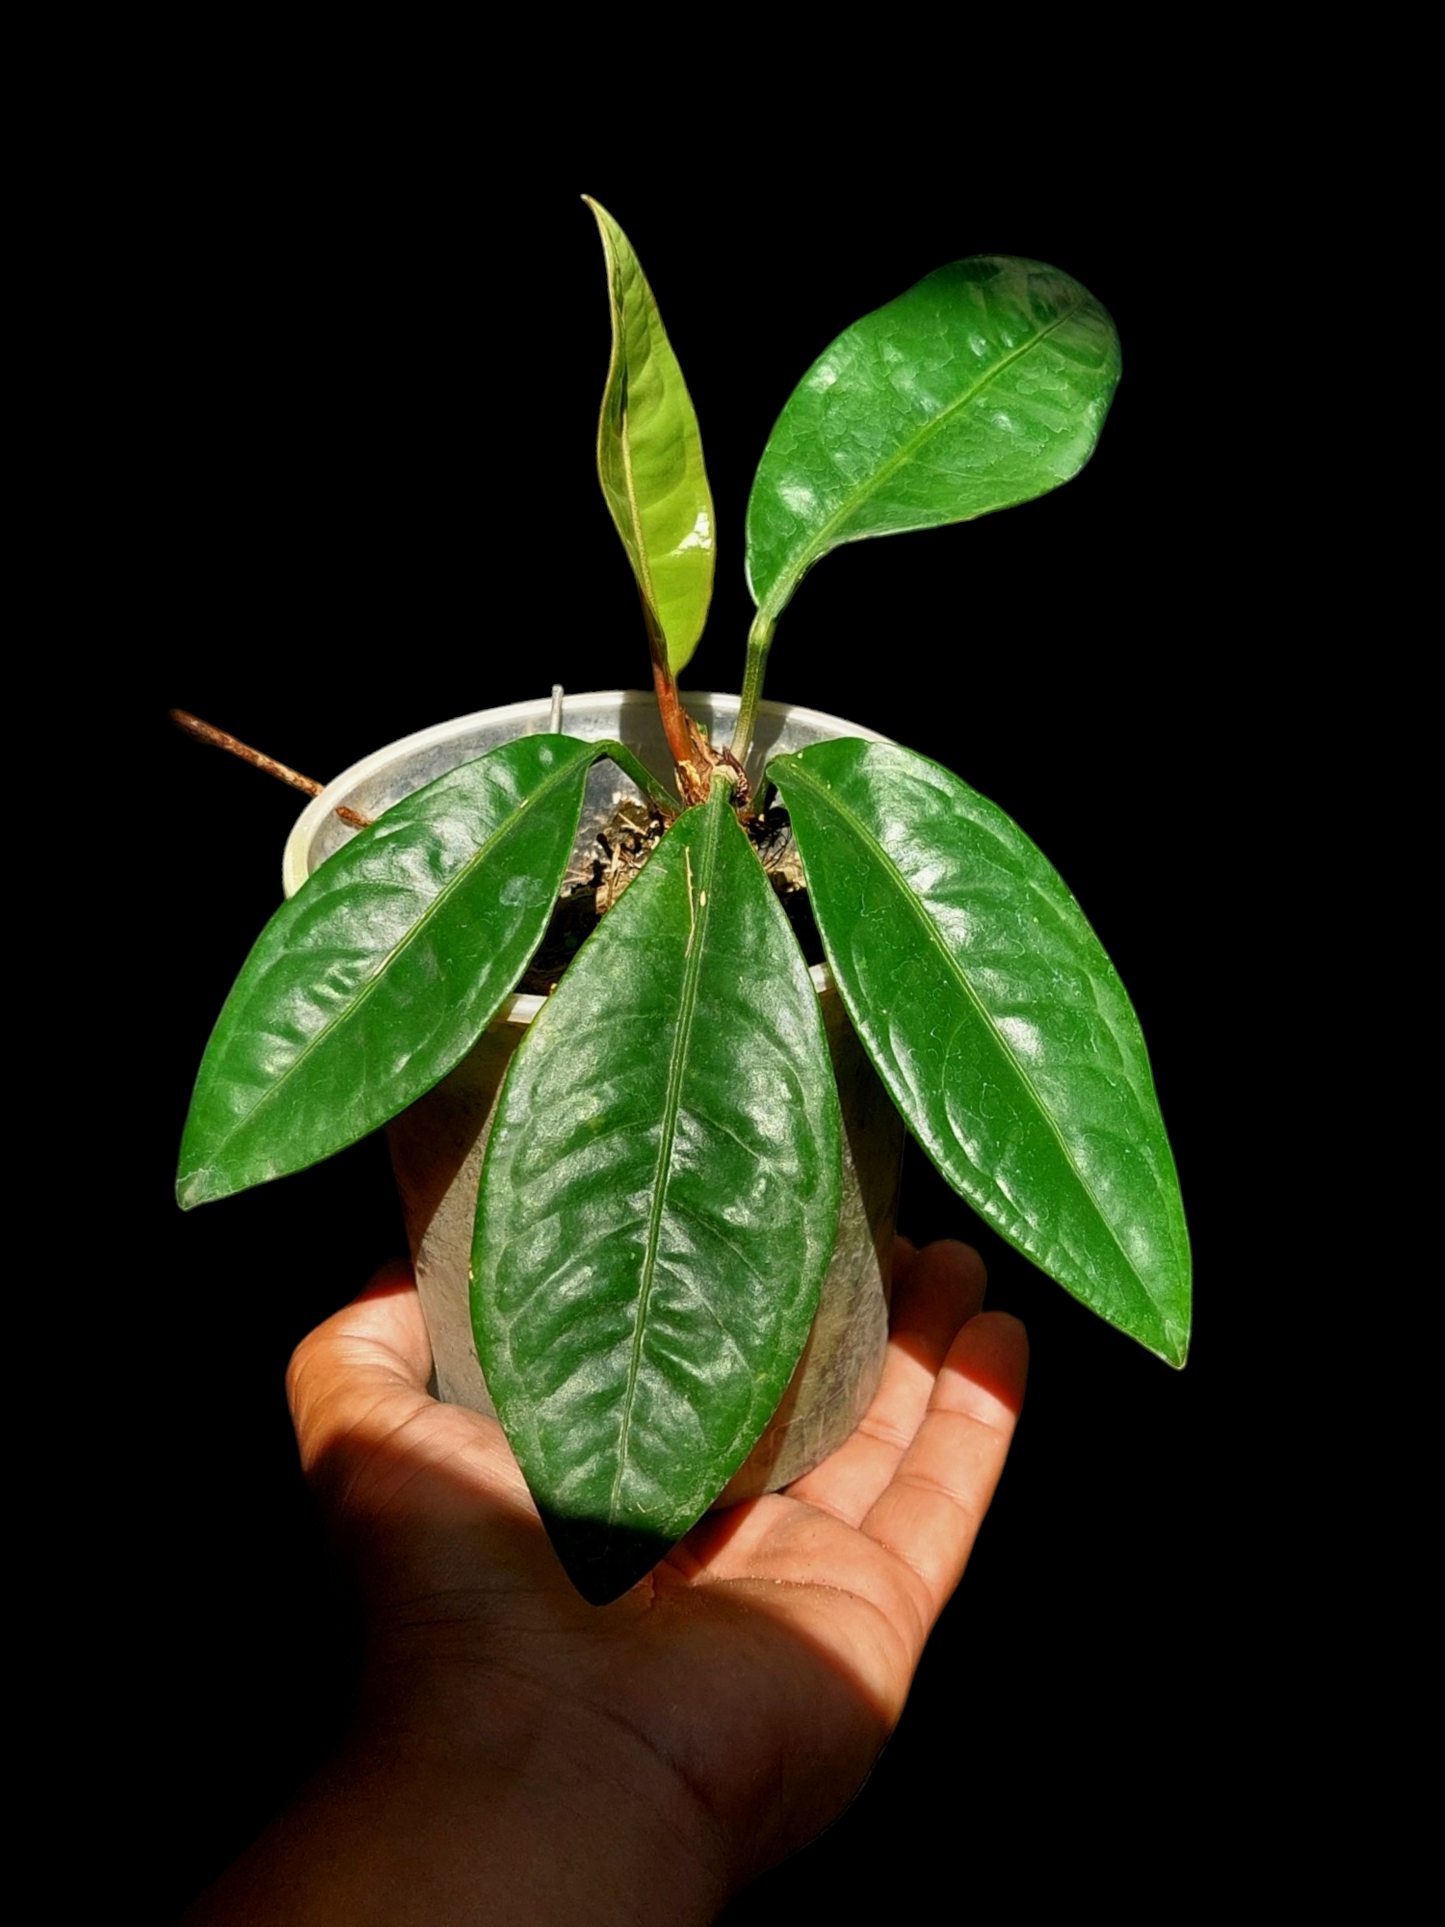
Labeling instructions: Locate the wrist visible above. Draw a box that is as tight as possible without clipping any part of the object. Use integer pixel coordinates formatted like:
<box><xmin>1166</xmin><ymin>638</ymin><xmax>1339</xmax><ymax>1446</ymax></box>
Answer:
<box><xmin>349</xmin><ymin>1645</ymin><xmax>732</xmax><ymax>1924</ymax></box>
<box><xmin>187</xmin><ymin>1702</ymin><xmax>729</xmax><ymax>1927</ymax></box>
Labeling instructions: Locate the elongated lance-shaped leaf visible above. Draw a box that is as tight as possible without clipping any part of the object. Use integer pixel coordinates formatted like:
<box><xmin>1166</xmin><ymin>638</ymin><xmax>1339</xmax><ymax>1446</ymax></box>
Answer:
<box><xmin>746</xmin><ymin>256</ymin><xmax>1120</xmax><ymax>622</ymax></box>
<box><xmin>769</xmin><ymin>740</ymin><xmax>1190</xmax><ymax>1366</ymax></box>
<box><xmin>587</xmin><ymin>197</ymin><xmax>716</xmax><ymax>677</ymax></box>
<box><xmin>178</xmin><ymin>735</ymin><xmax>602</xmax><ymax>1208</ymax></box>
<box><xmin>473</xmin><ymin>781</ymin><xmax>842</xmax><ymax>1603</ymax></box>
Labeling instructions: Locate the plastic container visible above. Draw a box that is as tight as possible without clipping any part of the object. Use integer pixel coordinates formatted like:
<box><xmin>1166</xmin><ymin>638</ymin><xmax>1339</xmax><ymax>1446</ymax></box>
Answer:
<box><xmin>283</xmin><ymin>691</ymin><xmax>904</xmax><ymax>1497</ymax></box>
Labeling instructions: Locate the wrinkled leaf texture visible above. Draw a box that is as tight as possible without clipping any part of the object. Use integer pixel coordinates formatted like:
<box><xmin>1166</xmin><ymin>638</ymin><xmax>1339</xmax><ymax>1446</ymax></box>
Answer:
<box><xmin>178</xmin><ymin>735</ymin><xmax>600</xmax><ymax>1207</ymax></box>
<box><xmin>769</xmin><ymin>739</ymin><xmax>1189</xmax><ymax>1365</ymax></box>
<box><xmin>473</xmin><ymin>781</ymin><xmax>842</xmax><ymax>1602</ymax></box>
<box><xmin>746</xmin><ymin>255</ymin><xmax>1120</xmax><ymax>621</ymax></box>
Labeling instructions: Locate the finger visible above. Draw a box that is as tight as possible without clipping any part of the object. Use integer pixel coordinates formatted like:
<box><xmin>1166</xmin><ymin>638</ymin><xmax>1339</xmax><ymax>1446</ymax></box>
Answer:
<box><xmin>861</xmin><ymin>1309</ymin><xmax>1028</xmax><ymax>1627</ymax></box>
<box><xmin>286</xmin><ymin>1264</ymin><xmax>545</xmax><ymax>1579</ymax></box>
<box><xmin>329</xmin><ymin>1256</ymin><xmax>435</xmax><ymax>1380</ymax></box>
<box><xmin>286</xmin><ymin>1262</ymin><xmax>522</xmax><ymax>1505</ymax></box>
<box><xmin>286</xmin><ymin>1259</ymin><xmax>433</xmax><ymax>1458</ymax></box>
<box><xmin>784</xmin><ymin>1240</ymin><xmax>988</xmax><ymax>1526</ymax></box>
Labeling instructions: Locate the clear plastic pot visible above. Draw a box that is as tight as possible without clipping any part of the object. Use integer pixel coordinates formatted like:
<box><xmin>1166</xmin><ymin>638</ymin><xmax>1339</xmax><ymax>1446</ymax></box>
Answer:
<box><xmin>283</xmin><ymin>691</ymin><xmax>904</xmax><ymax>1498</ymax></box>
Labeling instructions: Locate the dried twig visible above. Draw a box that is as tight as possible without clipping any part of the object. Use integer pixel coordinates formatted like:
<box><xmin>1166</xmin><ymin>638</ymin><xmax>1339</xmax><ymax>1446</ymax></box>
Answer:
<box><xmin>169</xmin><ymin>710</ymin><xmax>371</xmax><ymax>828</ymax></box>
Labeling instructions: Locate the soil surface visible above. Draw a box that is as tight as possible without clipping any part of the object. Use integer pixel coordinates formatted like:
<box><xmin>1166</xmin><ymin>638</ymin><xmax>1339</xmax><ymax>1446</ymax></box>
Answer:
<box><xmin>516</xmin><ymin>799</ymin><xmax>823</xmax><ymax>994</ymax></box>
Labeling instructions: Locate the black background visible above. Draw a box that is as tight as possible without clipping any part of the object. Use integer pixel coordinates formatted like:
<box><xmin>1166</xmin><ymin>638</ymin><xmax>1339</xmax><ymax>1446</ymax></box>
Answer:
<box><xmin>106</xmin><ymin>137</ymin><xmax>1248</xmax><ymax>1919</ymax></box>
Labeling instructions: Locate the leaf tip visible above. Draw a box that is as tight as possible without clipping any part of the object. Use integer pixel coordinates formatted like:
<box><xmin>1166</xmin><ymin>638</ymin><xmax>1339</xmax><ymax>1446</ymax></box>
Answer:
<box><xmin>1162</xmin><ymin>1317</ymin><xmax>1191</xmax><ymax>1371</ymax></box>
<box><xmin>175</xmin><ymin>1164</ymin><xmax>217</xmax><ymax>1211</ymax></box>
<box><xmin>581</xmin><ymin>194</ymin><xmax>615</xmax><ymax>240</ymax></box>
<box><xmin>1142</xmin><ymin>1292</ymin><xmax>1191</xmax><ymax>1369</ymax></box>
<box><xmin>542</xmin><ymin>1511</ymin><xmax>677</xmax><ymax>1607</ymax></box>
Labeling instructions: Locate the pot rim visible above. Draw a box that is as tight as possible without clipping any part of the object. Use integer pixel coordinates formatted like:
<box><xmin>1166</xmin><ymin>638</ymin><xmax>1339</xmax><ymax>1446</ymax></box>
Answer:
<box><xmin>283</xmin><ymin>689</ymin><xmax>894</xmax><ymax>1024</ymax></box>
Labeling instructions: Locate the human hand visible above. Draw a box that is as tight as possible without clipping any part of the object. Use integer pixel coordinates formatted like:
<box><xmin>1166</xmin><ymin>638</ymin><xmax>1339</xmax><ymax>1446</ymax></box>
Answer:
<box><xmin>189</xmin><ymin>1239</ymin><xmax>1027</xmax><ymax>1925</ymax></box>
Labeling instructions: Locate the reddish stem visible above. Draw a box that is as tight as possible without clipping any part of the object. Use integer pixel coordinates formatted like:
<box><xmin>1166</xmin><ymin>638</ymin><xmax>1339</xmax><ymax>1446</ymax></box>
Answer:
<box><xmin>168</xmin><ymin>710</ymin><xmax>371</xmax><ymax>827</ymax></box>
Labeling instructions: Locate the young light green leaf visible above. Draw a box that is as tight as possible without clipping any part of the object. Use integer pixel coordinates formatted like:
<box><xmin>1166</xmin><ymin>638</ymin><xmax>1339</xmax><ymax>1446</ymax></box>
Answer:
<box><xmin>769</xmin><ymin>740</ymin><xmax>1190</xmax><ymax>1366</ymax></box>
<box><xmin>177</xmin><ymin>735</ymin><xmax>601</xmax><ymax>1208</ymax></box>
<box><xmin>587</xmin><ymin>198</ymin><xmax>716</xmax><ymax>678</ymax></box>
<box><xmin>473</xmin><ymin>781</ymin><xmax>842</xmax><ymax>1603</ymax></box>
<box><xmin>746</xmin><ymin>256</ymin><xmax>1121</xmax><ymax>622</ymax></box>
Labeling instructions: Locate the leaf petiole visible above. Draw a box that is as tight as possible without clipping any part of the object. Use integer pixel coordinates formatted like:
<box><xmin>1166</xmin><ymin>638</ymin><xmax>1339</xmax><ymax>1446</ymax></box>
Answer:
<box><xmin>729</xmin><ymin>609</ymin><xmax>776</xmax><ymax>769</ymax></box>
<box><xmin>590</xmin><ymin>739</ymin><xmax>680</xmax><ymax>819</ymax></box>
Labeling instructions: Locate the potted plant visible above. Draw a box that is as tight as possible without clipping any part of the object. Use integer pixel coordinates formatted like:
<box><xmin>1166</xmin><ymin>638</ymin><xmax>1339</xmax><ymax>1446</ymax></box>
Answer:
<box><xmin>176</xmin><ymin>201</ymin><xmax>1189</xmax><ymax>1605</ymax></box>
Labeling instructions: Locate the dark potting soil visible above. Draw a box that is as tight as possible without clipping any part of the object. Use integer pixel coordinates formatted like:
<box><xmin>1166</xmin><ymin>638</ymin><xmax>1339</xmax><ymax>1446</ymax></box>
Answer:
<box><xmin>516</xmin><ymin>798</ymin><xmax>824</xmax><ymax>995</ymax></box>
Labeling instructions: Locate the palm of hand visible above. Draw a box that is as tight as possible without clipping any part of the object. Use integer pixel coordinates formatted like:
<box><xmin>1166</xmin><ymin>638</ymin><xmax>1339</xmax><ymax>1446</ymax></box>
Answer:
<box><xmin>287</xmin><ymin>1239</ymin><xmax>1027</xmax><ymax>1907</ymax></box>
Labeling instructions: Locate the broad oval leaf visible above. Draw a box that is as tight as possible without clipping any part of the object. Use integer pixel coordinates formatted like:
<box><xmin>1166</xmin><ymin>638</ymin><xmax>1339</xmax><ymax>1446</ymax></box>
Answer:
<box><xmin>178</xmin><ymin>735</ymin><xmax>600</xmax><ymax>1208</ymax></box>
<box><xmin>769</xmin><ymin>740</ymin><xmax>1190</xmax><ymax>1366</ymax></box>
<box><xmin>588</xmin><ymin>197</ymin><xmax>716</xmax><ymax>676</ymax></box>
<box><xmin>746</xmin><ymin>256</ymin><xmax>1120</xmax><ymax>621</ymax></box>
<box><xmin>473</xmin><ymin>782</ymin><xmax>842</xmax><ymax>1603</ymax></box>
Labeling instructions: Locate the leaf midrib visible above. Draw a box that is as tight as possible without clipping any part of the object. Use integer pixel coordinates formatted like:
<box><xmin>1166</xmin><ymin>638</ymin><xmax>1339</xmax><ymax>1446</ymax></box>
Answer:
<box><xmin>760</xmin><ymin>295</ymin><xmax>1083</xmax><ymax>618</ymax></box>
<box><xmin>616</xmin><ymin>293</ymin><xmax>660</xmax><ymax>620</ymax></box>
<box><xmin>196</xmin><ymin>745</ymin><xmax>591</xmax><ymax>1169</ymax></box>
<box><xmin>609</xmin><ymin>790</ymin><xmax>728</xmax><ymax>1522</ymax></box>
<box><xmin>775</xmin><ymin>756</ymin><xmax>1145</xmax><ymax>1295</ymax></box>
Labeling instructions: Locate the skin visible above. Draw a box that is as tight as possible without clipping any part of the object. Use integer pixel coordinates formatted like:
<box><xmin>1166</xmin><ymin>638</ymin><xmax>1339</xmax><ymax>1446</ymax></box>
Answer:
<box><xmin>185</xmin><ymin>1238</ymin><xmax>1028</xmax><ymax>1924</ymax></box>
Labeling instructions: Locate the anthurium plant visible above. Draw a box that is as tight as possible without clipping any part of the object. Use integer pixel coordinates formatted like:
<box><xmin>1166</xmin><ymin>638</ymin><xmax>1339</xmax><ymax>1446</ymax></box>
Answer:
<box><xmin>178</xmin><ymin>201</ymin><xmax>1189</xmax><ymax>1604</ymax></box>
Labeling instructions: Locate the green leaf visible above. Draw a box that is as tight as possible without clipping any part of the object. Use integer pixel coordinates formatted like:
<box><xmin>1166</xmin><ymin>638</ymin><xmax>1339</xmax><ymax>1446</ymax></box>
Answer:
<box><xmin>587</xmin><ymin>197</ymin><xmax>715</xmax><ymax>677</ymax></box>
<box><xmin>769</xmin><ymin>740</ymin><xmax>1190</xmax><ymax>1366</ymax></box>
<box><xmin>473</xmin><ymin>782</ymin><xmax>842</xmax><ymax>1603</ymax></box>
<box><xmin>178</xmin><ymin>735</ymin><xmax>600</xmax><ymax>1208</ymax></box>
<box><xmin>746</xmin><ymin>255</ymin><xmax>1120</xmax><ymax>621</ymax></box>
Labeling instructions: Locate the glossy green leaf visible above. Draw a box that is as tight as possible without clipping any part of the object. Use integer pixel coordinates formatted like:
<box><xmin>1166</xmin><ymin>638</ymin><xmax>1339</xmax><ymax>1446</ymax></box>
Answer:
<box><xmin>746</xmin><ymin>256</ymin><xmax>1120</xmax><ymax>621</ymax></box>
<box><xmin>178</xmin><ymin>735</ymin><xmax>600</xmax><ymax>1208</ymax></box>
<box><xmin>473</xmin><ymin>782</ymin><xmax>841</xmax><ymax>1603</ymax></box>
<box><xmin>588</xmin><ymin>197</ymin><xmax>715</xmax><ymax>676</ymax></box>
<box><xmin>769</xmin><ymin>740</ymin><xmax>1190</xmax><ymax>1366</ymax></box>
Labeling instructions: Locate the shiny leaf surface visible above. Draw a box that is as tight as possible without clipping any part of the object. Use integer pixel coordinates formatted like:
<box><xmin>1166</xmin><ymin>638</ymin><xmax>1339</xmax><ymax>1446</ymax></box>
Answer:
<box><xmin>746</xmin><ymin>256</ymin><xmax>1120</xmax><ymax>621</ymax></box>
<box><xmin>178</xmin><ymin>736</ymin><xmax>600</xmax><ymax>1207</ymax></box>
<box><xmin>473</xmin><ymin>783</ymin><xmax>842</xmax><ymax>1602</ymax></box>
<box><xmin>588</xmin><ymin>197</ymin><xmax>715</xmax><ymax>676</ymax></box>
<box><xmin>769</xmin><ymin>740</ymin><xmax>1189</xmax><ymax>1365</ymax></box>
